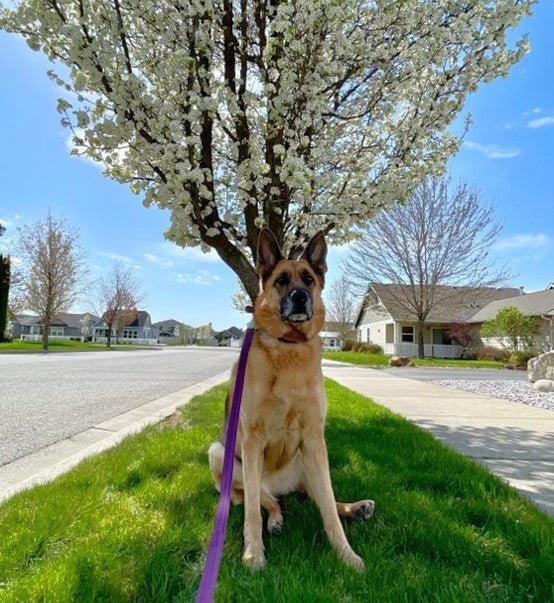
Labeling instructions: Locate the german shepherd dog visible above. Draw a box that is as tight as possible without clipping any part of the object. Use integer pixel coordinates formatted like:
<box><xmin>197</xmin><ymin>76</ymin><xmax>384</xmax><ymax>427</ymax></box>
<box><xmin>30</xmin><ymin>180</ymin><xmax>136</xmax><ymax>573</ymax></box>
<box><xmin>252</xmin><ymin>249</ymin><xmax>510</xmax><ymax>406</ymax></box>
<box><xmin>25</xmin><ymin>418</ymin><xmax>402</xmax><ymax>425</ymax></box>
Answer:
<box><xmin>208</xmin><ymin>228</ymin><xmax>374</xmax><ymax>570</ymax></box>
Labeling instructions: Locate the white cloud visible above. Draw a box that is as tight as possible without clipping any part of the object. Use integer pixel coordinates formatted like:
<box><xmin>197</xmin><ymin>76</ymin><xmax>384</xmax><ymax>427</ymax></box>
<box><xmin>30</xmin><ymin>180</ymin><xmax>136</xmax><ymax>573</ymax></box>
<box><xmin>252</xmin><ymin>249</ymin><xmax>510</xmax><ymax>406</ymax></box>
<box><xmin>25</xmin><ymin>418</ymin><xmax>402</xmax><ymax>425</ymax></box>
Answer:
<box><xmin>527</xmin><ymin>116</ymin><xmax>554</xmax><ymax>129</ymax></box>
<box><xmin>463</xmin><ymin>141</ymin><xmax>520</xmax><ymax>159</ymax></box>
<box><xmin>97</xmin><ymin>251</ymin><xmax>134</xmax><ymax>264</ymax></box>
<box><xmin>96</xmin><ymin>251</ymin><xmax>142</xmax><ymax>270</ymax></box>
<box><xmin>144</xmin><ymin>253</ymin><xmax>174</xmax><ymax>268</ymax></box>
<box><xmin>174</xmin><ymin>270</ymin><xmax>222</xmax><ymax>286</ymax></box>
<box><xmin>159</xmin><ymin>240</ymin><xmax>222</xmax><ymax>264</ymax></box>
<box><xmin>494</xmin><ymin>233</ymin><xmax>552</xmax><ymax>251</ymax></box>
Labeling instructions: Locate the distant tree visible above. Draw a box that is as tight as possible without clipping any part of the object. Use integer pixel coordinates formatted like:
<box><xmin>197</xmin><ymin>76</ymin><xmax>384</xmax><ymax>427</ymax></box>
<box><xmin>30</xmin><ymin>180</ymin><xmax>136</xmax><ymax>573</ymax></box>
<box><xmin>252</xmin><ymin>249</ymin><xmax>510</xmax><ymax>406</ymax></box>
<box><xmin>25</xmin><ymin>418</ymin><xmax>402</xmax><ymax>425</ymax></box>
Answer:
<box><xmin>95</xmin><ymin>263</ymin><xmax>144</xmax><ymax>348</ymax></box>
<box><xmin>342</xmin><ymin>177</ymin><xmax>508</xmax><ymax>358</ymax></box>
<box><xmin>6</xmin><ymin>262</ymin><xmax>25</xmax><ymax>321</ymax></box>
<box><xmin>0</xmin><ymin>254</ymin><xmax>10</xmax><ymax>341</ymax></box>
<box><xmin>15</xmin><ymin>212</ymin><xmax>87</xmax><ymax>350</ymax></box>
<box><xmin>480</xmin><ymin>306</ymin><xmax>538</xmax><ymax>353</ymax></box>
<box><xmin>0</xmin><ymin>1</ymin><xmax>532</xmax><ymax>301</ymax></box>
<box><xmin>325</xmin><ymin>275</ymin><xmax>357</xmax><ymax>340</ymax></box>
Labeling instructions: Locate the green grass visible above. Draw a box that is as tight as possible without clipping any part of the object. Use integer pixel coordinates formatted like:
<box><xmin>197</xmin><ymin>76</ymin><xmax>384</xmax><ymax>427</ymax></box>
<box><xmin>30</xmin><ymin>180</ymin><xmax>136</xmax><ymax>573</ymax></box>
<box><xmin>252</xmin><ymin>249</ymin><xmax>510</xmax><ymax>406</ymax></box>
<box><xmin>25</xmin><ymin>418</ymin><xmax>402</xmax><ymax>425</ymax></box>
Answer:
<box><xmin>410</xmin><ymin>357</ymin><xmax>505</xmax><ymax>369</ymax></box>
<box><xmin>323</xmin><ymin>350</ymin><xmax>390</xmax><ymax>366</ymax></box>
<box><xmin>0</xmin><ymin>340</ymin><xmax>153</xmax><ymax>353</ymax></box>
<box><xmin>324</xmin><ymin>350</ymin><xmax>504</xmax><ymax>370</ymax></box>
<box><xmin>0</xmin><ymin>381</ymin><xmax>552</xmax><ymax>602</ymax></box>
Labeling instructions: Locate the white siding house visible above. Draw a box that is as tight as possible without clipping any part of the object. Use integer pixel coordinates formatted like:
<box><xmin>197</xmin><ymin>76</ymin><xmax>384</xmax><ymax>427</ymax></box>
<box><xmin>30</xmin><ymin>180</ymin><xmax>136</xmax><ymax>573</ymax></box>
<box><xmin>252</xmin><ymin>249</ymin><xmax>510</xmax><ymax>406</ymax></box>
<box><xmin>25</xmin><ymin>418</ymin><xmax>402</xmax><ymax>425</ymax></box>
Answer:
<box><xmin>355</xmin><ymin>284</ymin><xmax>523</xmax><ymax>358</ymax></box>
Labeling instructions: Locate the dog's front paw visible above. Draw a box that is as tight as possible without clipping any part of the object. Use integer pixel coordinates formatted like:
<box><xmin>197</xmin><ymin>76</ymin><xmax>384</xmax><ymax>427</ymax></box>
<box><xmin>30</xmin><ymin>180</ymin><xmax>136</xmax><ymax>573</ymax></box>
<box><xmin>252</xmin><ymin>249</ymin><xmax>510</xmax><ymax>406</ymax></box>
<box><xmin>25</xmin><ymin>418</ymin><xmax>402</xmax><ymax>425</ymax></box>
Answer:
<box><xmin>342</xmin><ymin>549</ymin><xmax>365</xmax><ymax>572</ymax></box>
<box><xmin>242</xmin><ymin>544</ymin><xmax>266</xmax><ymax>570</ymax></box>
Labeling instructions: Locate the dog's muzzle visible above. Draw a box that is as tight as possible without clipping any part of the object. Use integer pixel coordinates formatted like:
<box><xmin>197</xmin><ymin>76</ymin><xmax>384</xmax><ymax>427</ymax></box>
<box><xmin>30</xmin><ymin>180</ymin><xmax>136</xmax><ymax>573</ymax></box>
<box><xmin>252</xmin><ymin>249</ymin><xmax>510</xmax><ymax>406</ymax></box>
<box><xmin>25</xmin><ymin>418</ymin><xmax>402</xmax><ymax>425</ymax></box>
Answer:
<box><xmin>280</xmin><ymin>288</ymin><xmax>313</xmax><ymax>323</ymax></box>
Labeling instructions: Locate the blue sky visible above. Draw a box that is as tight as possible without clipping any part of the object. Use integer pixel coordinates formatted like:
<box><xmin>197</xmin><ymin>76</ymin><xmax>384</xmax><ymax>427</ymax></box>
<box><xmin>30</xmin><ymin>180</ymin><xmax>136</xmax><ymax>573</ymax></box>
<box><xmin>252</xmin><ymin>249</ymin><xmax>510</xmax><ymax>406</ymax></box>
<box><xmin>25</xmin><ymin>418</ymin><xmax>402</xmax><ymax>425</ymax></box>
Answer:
<box><xmin>1</xmin><ymin>2</ymin><xmax>553</xmax><ymax>331</ymax></box>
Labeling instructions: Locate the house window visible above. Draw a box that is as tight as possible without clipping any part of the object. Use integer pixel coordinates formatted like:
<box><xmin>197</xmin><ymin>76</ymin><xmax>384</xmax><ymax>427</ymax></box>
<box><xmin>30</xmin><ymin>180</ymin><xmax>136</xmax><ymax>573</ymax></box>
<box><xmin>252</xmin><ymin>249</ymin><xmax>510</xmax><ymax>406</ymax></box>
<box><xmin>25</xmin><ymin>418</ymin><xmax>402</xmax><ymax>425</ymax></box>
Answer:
<box><xmin>401</xmin><ymin>326</ymin><xmax>414</xmax><ymax>343</ymax></box>
<box><xmin>49</xmin><ymin>327</ymin><xmax>64</xmax><ymax>337</ymax></box>
<box><xmin>366</xmin><ymin>329</ymin><xmax>370</xmax><ymax>343</ymax></box>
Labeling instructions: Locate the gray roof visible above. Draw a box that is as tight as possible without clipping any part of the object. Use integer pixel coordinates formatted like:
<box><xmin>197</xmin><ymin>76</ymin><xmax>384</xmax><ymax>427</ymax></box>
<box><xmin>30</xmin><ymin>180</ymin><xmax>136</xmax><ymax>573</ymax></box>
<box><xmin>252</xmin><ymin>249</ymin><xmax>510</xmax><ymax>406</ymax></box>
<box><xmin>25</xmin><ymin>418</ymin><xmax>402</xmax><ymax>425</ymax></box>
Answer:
<box><xmin>469</xmin><ymin>288</ymin><xmax>554</xmax><ymax>322</ymax></box>
<box><xmin>152</xmin><ymin>319</ymin><xmax>183</xmax><ymax>328</ymax></box>
<box><xmin>13</xmin><ymin>313</ymin><xmax>100</xmax><ymax>328</ymax></box>
<box><xmin>358</xmin><ymin>283</ymin><xmax>522</xmax><ymax>325</ymax></box>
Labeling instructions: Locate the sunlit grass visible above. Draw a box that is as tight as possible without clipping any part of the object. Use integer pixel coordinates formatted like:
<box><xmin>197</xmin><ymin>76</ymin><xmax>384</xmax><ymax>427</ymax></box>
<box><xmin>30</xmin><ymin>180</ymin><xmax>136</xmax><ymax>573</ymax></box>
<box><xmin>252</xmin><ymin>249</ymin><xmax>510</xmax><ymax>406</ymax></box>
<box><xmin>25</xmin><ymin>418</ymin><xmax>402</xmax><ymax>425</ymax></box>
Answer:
<box><xmin>0</xmin><ymin>339</ymin><xmax>153</xmax><ymax>353</ymax></box>
<box><xmin>0</xmin><ymin>381</ymin><xmax>551</xmax><ymax>602</ymax></box>
<box><xmin>324</xmin><ymin>350</ymin><xmax>504</xmax><ymax>369</ymax></box>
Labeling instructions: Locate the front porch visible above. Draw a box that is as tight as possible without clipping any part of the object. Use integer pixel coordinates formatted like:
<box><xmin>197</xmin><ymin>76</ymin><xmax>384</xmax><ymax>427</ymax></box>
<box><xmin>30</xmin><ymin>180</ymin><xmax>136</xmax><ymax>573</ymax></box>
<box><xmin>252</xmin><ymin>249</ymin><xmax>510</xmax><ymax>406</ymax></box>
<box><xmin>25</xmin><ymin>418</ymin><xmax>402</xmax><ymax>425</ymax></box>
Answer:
<box><xmin>383</xmin><ymin>342</ymin><xmax>464</xmax><ymax>358</ymax></box>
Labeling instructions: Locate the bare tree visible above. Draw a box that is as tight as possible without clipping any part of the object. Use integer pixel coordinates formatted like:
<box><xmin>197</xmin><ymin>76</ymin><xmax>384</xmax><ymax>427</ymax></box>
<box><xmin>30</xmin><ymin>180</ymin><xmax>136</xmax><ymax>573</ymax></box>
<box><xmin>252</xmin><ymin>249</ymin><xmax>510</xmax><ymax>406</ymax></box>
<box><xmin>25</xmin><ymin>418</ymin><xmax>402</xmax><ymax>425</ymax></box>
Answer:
<box><xmin>15</xmin><ymin>212</ymin><xmax>87</xmax><ymax>350</ymax></box>
<box><xmin>342</xmin><ymin>177</ymin><xmax>508</xmax><ymax>358</ymax></box>
<box><xmin>325</xmin><ymin>275</ymin><xmax>357</xmax><ymax>340</ymax></box>
<box><xmin>95</xmin><ymin>263</ymin><xmax>144</xmax><ymax>348</ymax></box>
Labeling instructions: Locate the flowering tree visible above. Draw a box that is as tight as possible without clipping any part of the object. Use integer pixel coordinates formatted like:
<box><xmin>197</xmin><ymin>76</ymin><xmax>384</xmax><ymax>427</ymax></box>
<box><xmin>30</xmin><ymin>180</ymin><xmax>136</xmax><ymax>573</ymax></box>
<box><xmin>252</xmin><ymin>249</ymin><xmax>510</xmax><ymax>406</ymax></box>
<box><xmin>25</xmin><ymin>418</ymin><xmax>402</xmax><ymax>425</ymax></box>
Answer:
<box><xmin>0</xmin><ymin>0</ymin><xmax>532</xmax><ymax>300</ymax></box>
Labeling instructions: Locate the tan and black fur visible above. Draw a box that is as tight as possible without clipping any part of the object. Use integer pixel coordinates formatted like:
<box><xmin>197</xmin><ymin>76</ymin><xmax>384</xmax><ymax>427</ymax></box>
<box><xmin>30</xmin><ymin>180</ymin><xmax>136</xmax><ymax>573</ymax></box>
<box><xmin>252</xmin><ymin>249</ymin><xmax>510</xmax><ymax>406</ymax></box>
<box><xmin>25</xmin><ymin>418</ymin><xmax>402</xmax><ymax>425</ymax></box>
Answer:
<box><xmin>208</xmin><ymin>228</ymin><xmax>374</xmax><ymax>570</ymax></box>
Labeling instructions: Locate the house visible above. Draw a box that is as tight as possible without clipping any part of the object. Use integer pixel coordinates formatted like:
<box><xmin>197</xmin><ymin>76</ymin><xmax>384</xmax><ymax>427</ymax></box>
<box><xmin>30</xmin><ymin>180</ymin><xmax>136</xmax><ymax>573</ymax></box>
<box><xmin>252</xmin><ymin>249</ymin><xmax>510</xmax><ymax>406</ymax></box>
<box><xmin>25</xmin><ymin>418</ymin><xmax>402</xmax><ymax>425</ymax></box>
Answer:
<box><xmin>12</xmin><ymin>313</ymin><xmax>100</xmax><ymax>341</ymax></box>
<box><xmin>469</xmin><ymin>287</ymin><xmax>554</xmax><ymax>351</ymax></box>
<box><xmin>215</xmin><ymin>326</ymin><xmax>244</xmax><ymax>348</ymax></box>
<box><xmin>152</xmin><ymin>319</ymin><xmax>183</xmax><ymax>338</ymax></box>
<box><xmin>320</xmin><ymin>321</ymin><xmax>355</xmax><ymax>351</ymax></box>
<box><xmin>355</xmin><ymin>283</ymin><xmax>522</xmax><ymax>358</ymax></box>
<box><xmin>93</xmin><ymin>310</ymin><xmax>157</xmax><ymax>344</ymax></box>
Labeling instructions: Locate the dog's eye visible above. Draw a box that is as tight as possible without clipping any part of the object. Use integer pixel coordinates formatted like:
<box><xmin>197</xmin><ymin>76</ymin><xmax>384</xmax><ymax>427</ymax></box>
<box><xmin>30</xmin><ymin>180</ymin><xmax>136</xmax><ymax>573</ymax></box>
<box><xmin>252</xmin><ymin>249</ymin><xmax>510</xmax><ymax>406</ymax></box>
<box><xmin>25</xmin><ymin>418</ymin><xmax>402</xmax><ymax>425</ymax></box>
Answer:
<box><xmin>274</xmin><ymin>274</ymin><xmax>289</xmax><ymax>287</ymax></box>
<box><xmin>302</xmin><ymin>272</ymin><xmax>315</xmax><ymax>286</ymax></box>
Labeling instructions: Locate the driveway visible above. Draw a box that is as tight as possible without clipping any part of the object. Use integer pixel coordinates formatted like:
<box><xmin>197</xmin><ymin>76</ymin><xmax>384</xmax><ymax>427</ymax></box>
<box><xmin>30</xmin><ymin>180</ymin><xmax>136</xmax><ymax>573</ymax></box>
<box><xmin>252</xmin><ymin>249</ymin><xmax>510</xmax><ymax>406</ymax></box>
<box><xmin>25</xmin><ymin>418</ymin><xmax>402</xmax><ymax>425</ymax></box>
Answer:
<box><xmin>0</xmin><ymin>347</ymin><xmax>237</xmax><ymax>466</ymax></box>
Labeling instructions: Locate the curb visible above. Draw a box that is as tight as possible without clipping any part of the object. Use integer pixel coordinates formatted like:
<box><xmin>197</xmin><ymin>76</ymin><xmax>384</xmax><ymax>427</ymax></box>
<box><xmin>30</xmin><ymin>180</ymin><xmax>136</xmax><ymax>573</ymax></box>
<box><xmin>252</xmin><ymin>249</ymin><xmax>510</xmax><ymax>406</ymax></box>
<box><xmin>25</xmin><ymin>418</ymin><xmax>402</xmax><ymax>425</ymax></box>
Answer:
<box><xmin>0</xmin><ymin>369</ymin><xmax>231</xmax><ymax>503</ymax></box>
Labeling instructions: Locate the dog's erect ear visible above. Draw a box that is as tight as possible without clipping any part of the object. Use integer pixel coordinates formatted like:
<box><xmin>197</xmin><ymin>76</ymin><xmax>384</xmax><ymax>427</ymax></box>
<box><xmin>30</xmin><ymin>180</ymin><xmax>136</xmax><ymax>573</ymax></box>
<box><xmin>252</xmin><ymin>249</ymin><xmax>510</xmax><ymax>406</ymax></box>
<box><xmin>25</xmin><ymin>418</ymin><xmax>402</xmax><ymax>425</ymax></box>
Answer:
<box><xmin>256</xmin><ymin>228</ymin><xmax>283</xmax><ymax>281</ymax></box>
<box><xmin>300</xmin><ymin>231</ymin><xmax>327</xmax><ymax>282</ymax></box>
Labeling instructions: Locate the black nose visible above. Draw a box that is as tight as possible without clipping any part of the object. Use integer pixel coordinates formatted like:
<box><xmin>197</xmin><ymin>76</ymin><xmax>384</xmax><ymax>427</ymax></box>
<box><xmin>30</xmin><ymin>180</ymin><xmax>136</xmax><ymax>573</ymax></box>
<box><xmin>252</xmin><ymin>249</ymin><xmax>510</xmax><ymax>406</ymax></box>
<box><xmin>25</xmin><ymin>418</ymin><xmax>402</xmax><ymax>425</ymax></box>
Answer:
<box><xmin>290</xmin><ymin>289</ymin><xmax>309</xmax><ymax>306</ymax></box>
<box><xmin>280</xmin><ymin>288</ymin><xmax>313</xmax><ymax>322</ymax></box>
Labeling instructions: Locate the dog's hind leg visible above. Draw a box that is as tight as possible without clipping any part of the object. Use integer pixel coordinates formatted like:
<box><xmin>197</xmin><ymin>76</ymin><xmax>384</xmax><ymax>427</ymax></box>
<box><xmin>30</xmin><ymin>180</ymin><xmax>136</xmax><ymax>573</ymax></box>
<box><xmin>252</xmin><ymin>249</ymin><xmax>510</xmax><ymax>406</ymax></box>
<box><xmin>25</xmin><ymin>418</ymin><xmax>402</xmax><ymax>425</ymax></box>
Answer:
<box><xmin>209</xmin><ymin>442</ymin><xmax>283</xmax><ymax>533</ymax></box>
<box><xmin>336</xmin><ymin>500</ymin><xmax>375</xmax><ymax>522</ymax></box>
<box><xmin>262</xmin><ymin>487</ymin><xmax>283</xmax><ymax>534</ymax></box>
<box><xmin>208</xmin><ymin>442</ymin><xmax>244</xmax><ymax>504</ymax></box>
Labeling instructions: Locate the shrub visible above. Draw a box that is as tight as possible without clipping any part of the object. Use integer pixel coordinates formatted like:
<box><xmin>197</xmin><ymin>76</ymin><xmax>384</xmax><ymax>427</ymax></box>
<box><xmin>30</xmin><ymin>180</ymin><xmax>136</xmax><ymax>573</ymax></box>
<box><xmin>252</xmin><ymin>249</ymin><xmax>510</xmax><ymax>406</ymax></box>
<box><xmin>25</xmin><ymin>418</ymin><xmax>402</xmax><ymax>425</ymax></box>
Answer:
<box><xmin>341</xmin><ymin>341</ymin><xmax>384</xmax><ymax>354</ymax></box>
<box><xmin>341</xmin><ymin>340</ymin><xmax>356</xmax><ymax>351</ymax></box>
<box><xmin>477</xmin><ymin>346</ymin><xmax>509</xmax><ymax>362</ymax></box>
<box><xmin>506</xmin><ymin>350</ymin><xmax>536</xmax><ymax>369</ymax></box>
<box><xmin>365</xmin><ymin>343</ymin><xmax>384</xmax><ymax>354</ymax></box>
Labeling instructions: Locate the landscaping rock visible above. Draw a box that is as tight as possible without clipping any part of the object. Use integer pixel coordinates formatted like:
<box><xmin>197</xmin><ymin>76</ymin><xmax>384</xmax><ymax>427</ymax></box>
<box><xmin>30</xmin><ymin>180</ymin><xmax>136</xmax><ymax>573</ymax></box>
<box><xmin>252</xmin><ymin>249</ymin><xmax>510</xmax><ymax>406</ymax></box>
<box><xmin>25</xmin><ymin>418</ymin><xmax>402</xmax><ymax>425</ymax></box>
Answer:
<box><xmin>389</xmin><ymin>355</ymin><xmax>411</xmax><ymax>367</ymax></box>
<box><xmin>533</xmin><ymin>379</ymin><xmax>554</xmax><ymax>393</ymax></box>
<box><xmin>527</xmin><ymin>351</ymin><xmax>554</xmax><ymax>382</ymax></box>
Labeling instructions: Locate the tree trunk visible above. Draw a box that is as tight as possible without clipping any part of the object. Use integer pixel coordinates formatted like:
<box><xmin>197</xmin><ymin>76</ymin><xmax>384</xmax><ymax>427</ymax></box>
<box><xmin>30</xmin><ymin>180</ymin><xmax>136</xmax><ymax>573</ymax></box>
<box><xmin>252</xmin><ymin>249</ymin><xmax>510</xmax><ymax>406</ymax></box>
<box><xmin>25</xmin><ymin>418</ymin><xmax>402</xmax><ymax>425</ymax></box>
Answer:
<box><xmin>42</xmin><ymin>327</ymin><xmax>49</xmax><ymax>350</ymax></box>
<box><xmin>417</xmin><ymin>322</ymin><xmax>425</xmax><ymax>359</ymax></box>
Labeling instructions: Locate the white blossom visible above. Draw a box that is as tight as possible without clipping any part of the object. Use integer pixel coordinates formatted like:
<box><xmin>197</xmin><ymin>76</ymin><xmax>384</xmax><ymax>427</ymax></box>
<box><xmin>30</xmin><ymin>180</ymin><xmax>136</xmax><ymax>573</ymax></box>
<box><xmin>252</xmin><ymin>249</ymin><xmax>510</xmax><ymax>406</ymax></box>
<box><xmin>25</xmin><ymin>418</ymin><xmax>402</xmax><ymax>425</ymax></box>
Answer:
<box><xmin>0</xmin><ymin>0</ymin><xmax>533</xmax><ymax>299</ymax></box>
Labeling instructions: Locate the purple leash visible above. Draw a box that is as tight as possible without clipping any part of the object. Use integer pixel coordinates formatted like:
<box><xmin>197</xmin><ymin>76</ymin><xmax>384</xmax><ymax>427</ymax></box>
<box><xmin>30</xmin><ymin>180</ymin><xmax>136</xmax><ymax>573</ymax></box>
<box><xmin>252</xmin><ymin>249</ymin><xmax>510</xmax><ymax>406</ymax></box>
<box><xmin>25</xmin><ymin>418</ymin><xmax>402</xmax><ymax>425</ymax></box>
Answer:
<box><xmin>195</xmin><ymin>326</ymin><xmax>255</xmax><ymax>603</ymax></box>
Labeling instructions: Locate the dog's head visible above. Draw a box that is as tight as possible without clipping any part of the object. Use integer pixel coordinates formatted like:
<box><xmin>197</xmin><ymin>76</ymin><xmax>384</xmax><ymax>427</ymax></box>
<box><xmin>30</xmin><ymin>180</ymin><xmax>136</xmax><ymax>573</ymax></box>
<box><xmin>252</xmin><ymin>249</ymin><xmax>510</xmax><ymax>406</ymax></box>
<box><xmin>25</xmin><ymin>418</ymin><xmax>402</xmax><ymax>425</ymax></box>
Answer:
<box><xmin>254</xmin><ymin>228</ymin><xmax>327</xmax><ymax>343</ymax></box>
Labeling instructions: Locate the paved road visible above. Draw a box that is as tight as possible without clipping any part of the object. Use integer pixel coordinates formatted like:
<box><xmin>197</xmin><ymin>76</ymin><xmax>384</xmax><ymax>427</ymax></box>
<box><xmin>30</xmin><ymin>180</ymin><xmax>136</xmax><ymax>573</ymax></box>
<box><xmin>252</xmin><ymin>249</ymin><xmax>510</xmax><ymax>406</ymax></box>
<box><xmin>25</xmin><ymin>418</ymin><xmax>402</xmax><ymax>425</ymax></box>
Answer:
<box><xmin>0</xmin><ymin>347</ymin><xmax>237</xmax><ymax>466</ymax></box>
<box><xmin>378</xmin><ymin>366</ymin><xmax>527</xmax><ymax>381</ymax></box>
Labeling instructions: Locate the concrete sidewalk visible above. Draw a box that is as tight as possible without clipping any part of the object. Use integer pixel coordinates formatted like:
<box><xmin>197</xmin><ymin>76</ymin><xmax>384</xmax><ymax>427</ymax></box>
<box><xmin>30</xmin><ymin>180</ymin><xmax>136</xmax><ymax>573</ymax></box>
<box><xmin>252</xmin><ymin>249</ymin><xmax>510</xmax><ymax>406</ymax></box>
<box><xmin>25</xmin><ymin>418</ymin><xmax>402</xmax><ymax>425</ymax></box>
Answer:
<box><xmin>323</xmin><ymin>361</ymin><xmax>554</xmax><ymax>517</ymax></box>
